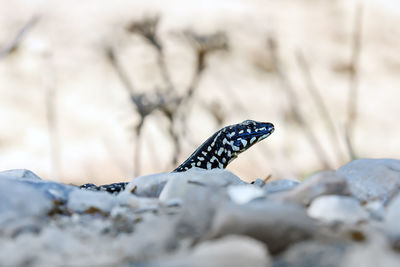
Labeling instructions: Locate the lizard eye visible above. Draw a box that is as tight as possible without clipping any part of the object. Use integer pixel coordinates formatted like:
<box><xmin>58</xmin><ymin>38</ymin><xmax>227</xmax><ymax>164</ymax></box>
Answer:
<box><xmin>233</xmin><ymin>139</ymin><xmax>242</xmax><ymax>147</ymax></box>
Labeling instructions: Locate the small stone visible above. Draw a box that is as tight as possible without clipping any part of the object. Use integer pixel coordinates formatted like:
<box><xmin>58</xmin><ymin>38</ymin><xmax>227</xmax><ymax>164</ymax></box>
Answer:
<box><xmin>227</xmin><ymin>185</ymin><xmax>265</xmax><ymax>204</ymax></box>
<box><xmin>264</xmin><ymin>179</ymin><xmax>299</xmax><ymax>194</ymax></box>
<box><xmin>252</xmin><ymin>178</ymin><xmax>265</xmax><ymax>187</ymax></box>
<box><xmin>307</xmin><ymin>195</ymin><xmax>368</xmax><ymax>224</ymax></box>
<box><xmin>337</xmin><ymin>158</ymin><xmax>400</xmax><ymax>203</ymax></box>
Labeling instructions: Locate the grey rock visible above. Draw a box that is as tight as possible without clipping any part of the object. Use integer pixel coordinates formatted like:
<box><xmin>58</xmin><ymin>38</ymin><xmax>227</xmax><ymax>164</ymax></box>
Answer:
<box><xmin>337</xmin><ymin>158</ymin><xmax>400</xmax><ymax>203</ymax></box>
<box><xmin>264</xmin><ymin>179</ymin><xmax>300</xmax><ymax>194</ymax></box>
<box><xmin>159</xmin><ymin>168</ymin><xmax>244</xmax><ymax>202</ymax></box>
<box><xmin>210</xmin><ymin>201</ymin><xmax>317</xmax><ymax>254</ymax></box>
<box><xmin>365</xmin><ymin>200</ymin><xmax>386</xmax><ymax>221</ymax></box>
<box><xmin>67</xmin><ymin>190</ymin><xmax>115</xmax><ymax>213</ymax></box>
<box><xmin>307</xmin><ymin>195</ymin><xmax>368</xmax><ymax>224</ymax></box>
<box><xmin>273</xmin><ymin>171</ymin><xmax>349</xmax><ymax>206</ymax></box>
<box><xmin>149</xmin><ymin>235</ymin><xmax>271</xmax><ymax>267</ymax></box>
<box><xmin>0</xmin><ymin>178</ymin><xmax>53</xmax><ymax>229</ymax></box>
<box><xmin>274</xmin><ymin>241</ymin><xmax>348</xmax><ymax>267</ymax></box>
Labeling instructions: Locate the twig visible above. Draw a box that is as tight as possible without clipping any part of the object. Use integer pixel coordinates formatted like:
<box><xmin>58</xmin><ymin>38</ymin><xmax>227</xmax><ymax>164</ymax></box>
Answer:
<box><xmin>345</xmin><ymin>1</ymin><xmax>364</xmax><ymax>160</ymax></box>
<box><xmin>267</xmin><ymin>36</ymin><xmax>332</xmax><ymax>170</ymax></box>
<box><xmin>0</xmin><ymin>16</ymin><xmax>39</xmax><ymax>59</ymax></box>
<box><xmin>296</xmin><ymin>51</ymin><xmax>344</xmax><ymax>164</ymax></box>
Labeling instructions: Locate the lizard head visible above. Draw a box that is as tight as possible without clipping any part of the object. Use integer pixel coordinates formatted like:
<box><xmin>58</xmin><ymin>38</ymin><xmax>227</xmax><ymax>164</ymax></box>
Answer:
<box><xmin>224</xmin><ymin>120</ymin><xmax>274</xmax><ymax>154</ymax></box>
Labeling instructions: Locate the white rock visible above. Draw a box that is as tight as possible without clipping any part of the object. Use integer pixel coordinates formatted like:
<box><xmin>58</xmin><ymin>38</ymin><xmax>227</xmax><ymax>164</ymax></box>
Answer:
<box><xmin>308</xmin><ymin>195</ymin><xmax>368</xmax><ymax>224</ymax></box>
<box><xmin>67</xmin><ymin>190</ymin><xmax>115</xmax><ymax>213</ymax></box>
<box><xmin>227</xmin><ymin>185</ymin><xmax>265</xmax><ymax>204</ymax></box>
<box><xmin>337</xmin><ymin>158</ymin><xmax>400</xmax><ymax>202</ymax></box>
<box><xmin>0</xmin><ymin>169</ymin><xmax>42</xmax><ymax>180</ymax></box>
<box><xmin>159</xmin><ymin>168</ymin><xmax>245</xmax><ymax>202</ymax></box>
<box><xmin>0</xmin><ymin>178</ymin><xmax>53</xmax><ymax>226</ymax></box>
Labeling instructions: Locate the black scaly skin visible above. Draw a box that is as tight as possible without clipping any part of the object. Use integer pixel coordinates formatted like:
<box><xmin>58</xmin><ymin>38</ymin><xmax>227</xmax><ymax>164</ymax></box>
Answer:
<box><xmin>80</xmin><ymin>120</ymin><xmax>274</xmax><ymax>194</ymax></box>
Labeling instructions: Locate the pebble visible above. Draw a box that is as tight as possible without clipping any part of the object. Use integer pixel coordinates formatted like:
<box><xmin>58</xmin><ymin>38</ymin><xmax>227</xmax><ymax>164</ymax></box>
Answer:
<box><xmin>263</xmin><ymin>179</ymin><xmax>299</xmax><ymax>194</ymax></box>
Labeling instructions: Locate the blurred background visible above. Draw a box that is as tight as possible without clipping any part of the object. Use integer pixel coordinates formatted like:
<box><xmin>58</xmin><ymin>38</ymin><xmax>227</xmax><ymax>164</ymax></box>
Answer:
<box><xmin>0</xmin><ymin>0</ymin><xmax>399</xmax><ymax>185</ymax></box>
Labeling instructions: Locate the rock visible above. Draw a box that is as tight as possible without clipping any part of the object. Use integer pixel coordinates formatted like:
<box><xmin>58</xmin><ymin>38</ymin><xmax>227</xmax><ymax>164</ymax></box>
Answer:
<box><xmin>341</xmin><ymin>235</ymin><xmax>400</xmax><ymax>267</ymax></box>
<box><xmin>0</xmin><ymin>169</ymin><xmax>42</xmax><ymax>180</ymax></box>
<box><xmin>67</xmin><ymin>190</ymin><xmax>115</xmax><ymax>214</ymax></box>
<box><xmin>252</xmin><ymin>178</ymin><xmax>266</xmax><ymax>187</ymax></box>
<box><xmin>159</xmin><ymin>168</ymin><xmax>244</xmax><ymax>202</ymax></box>
<box><xmin>264</xmin><ymin>179</ymin><xmax>299</xmax><ymax>194</ymax></box>
<box><xmin>174</xmin><ymin>182</ymin><xmax>227</xmax><ymax>241</ymax></box>
<box><xmin>274</xmin><ymin>241</ymin><xmax>348</xmax><ymax>267</ymax></box>
<box><xmin>337</xmin><ymin>158</ymin><xmax>400</xmax><ymax>203</ymax></box>
<box><xmin>384</xmin><ymin>193</ymin><xmax>400</xmax><ymax>242</ymax></box>
<box><xmin>126</xmin><ymin>172</ymin><xmax>173</xmax><ymax>197</ymax></box>
<box><xmin>149</xmin><ymin>235</ymin><xmax>271</xmax><ymax>267</ymax></box>
<box><xmin>307</xmin><ymin>195</ymin><xmax>368</xmax><ymax>224</ymax></box>
<box><xmin>0</xmin><ymin>170</ymin><xmax>76</xmax><ymax>202</ymax></box>
<box><xmin>227</xmin><ymin>184</ymin><xmax>265</xmax><ymax>204</ymax></box>
<box><xmin>210</xmin><ymin>201</ymin><xmax>317</xmax><ymax>254</ymax></box>
<box><xmin>273</xmin><ymin>171</ymin><xmax>349</xmax><ymax>206</ymax></box>
<box><xmin>0</xmin><ymin>177</ymin><xmax>53</xmax><ymax>228</ymax></box>
<box><xmin>365</xmin><ymin>200</ymin><xmax>386</xmax><ymax>221</ymax></box>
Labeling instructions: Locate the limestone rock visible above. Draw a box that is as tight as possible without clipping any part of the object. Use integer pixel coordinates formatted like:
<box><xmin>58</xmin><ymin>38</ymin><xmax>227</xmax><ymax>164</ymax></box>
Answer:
<box><xmin>210</xmin><ymin>201</ymin><xmax>317</xmax><ymax>254</ymax></box>
<box><xmin>337</xmin><ymin>158</ymin><xmax>400</xmax><ymax>203</ymax></box>
<box><xmin>159</xmin><ymin>168</ymin><xmax>244</xmax><ymax>202</ymax></box>
<box><xmin>0</xmin><ymin>177</ymin><xmax>53</xmax><ymax>228</ymax></box>
<box><xmin>273</xmin><ymin>171</ymin><xmax>349</xmax><ymax>206</ymax></box>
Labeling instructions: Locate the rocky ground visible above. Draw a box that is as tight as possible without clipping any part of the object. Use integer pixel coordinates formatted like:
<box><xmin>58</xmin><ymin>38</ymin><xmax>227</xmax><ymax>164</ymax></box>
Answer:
<box><xmin>2</xmin><ymin>158</ymin><xmax>400</xmax><ymax>266</ymax></box>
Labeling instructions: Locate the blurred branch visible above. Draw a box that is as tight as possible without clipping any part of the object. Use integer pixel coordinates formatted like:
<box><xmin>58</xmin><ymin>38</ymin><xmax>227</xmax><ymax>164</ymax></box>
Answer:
<box><xmin>0</xmin><ymin>16</ymin><xmax>39</xmax><ymax>60</ymax></box>
<box><xmin>345</xmin><ymin>1</ymin><xmax>364</xmax><ymax>160</ymax></box>
<box><xmin>296</xmin><ymin>51</ymin><xmax>344</xmax><ymax>164</ymax></box>
<box><xmin>267</xmin><ymin>36</ymin><xmax>332</xmax><ymax>170</ymax></box>
<box><xmin>127</xmin><ymin>16</ymin><xmax>173</xmax><ymax>92</ymax></box>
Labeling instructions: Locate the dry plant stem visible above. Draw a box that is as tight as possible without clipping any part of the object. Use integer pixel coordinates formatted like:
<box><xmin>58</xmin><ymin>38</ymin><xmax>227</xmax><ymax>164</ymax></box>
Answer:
<box><xmin>0</xmin><ymin>16</ymin><xmax>39</xmax><ymax>59</ymax></box>
<box><xmin>44</xmin><ymin>56</ymin><xmax>61</xmax><ymax>180</ymax></box>
<box><xmin>268</xmin><ymin>37</ymin><xmax>332</xmax><ymax>169</ymax></box>
<box><xmin>345</xmin><ymin>1</ymin><xmax>364</xmax><ymax>160</ymax></box>
<box><xmin>296</xmin><ymin>51</ymin><xmax>344</xmax><ymax>163</ymax></box>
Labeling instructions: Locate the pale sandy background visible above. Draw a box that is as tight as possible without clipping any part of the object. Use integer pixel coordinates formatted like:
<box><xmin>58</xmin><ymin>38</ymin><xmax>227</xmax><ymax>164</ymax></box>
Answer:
<box><xmin>0</xmin><ymin>0</ymin><xmax>399</xmax><ymax>185</ymax></box>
